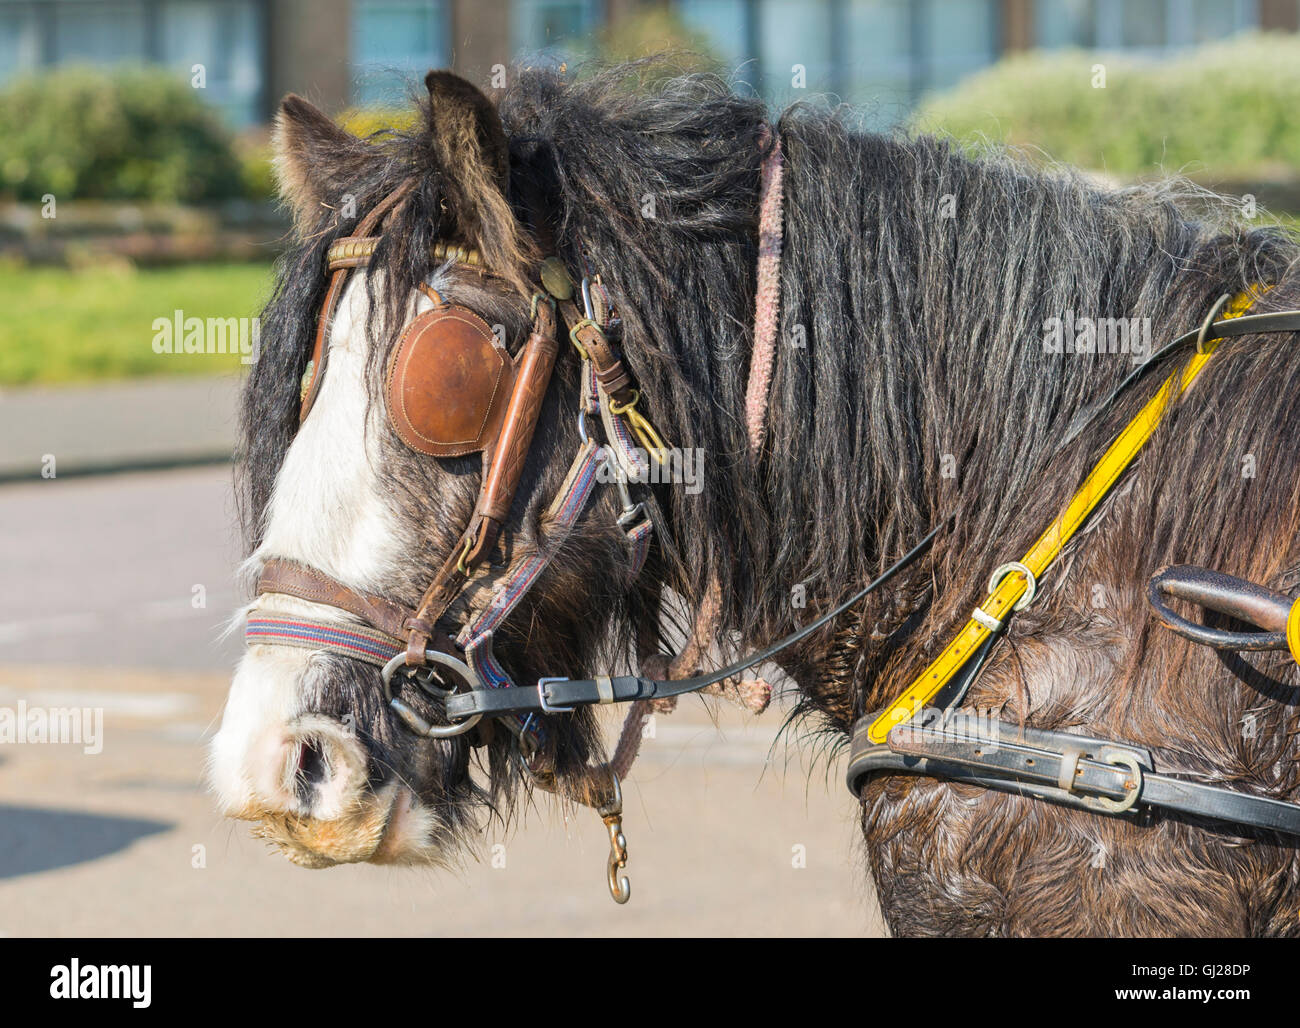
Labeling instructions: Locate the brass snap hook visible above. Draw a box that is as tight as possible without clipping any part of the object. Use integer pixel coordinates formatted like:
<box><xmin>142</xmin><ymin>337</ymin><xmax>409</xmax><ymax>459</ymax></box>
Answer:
<box><xmin>598</xmin><ymin>773</ymin><xmax>630</xmax><ymax>904</ymax></box>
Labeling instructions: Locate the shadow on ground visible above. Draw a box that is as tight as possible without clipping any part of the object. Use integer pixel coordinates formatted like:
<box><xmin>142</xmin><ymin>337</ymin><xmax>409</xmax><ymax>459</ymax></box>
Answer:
<box><xmin>0</xmin><ymin>805</ymin><xmax>171</xmax><ymax>879</ymax></box>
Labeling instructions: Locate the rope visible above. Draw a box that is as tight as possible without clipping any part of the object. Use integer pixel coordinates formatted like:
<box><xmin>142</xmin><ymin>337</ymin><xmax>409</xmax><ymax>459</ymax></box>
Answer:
<box><xmin>744</xmin><ymin>127</ymin><xmax>785</xmax><ymax>458</ymax></box>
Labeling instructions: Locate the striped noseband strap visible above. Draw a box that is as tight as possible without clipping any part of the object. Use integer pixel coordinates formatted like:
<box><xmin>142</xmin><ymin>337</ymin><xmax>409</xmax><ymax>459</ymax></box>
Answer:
<box><xmin>245</xmin><ymin>615</ymin><xmax>402</xmax><ymax>668</ymax></box>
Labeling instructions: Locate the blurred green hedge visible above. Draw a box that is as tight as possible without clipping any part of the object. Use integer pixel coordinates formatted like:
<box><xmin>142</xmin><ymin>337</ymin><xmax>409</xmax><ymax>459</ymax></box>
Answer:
<box><xmin>0</xmin><ymin>65</ymin><xmax>244</xmax><ymax>204</ymax></box>
<box><xmin>913</xmin><ymin>33</ymin><xmax>1300</xmax><ymax>178</ymax></box>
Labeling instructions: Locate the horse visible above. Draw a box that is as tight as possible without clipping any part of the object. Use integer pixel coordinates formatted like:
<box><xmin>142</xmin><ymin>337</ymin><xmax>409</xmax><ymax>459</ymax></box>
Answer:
<box><xmin>209</xmin><ymin>62</ymin><xmax>1300</xmax><ymax>936</ymax></box>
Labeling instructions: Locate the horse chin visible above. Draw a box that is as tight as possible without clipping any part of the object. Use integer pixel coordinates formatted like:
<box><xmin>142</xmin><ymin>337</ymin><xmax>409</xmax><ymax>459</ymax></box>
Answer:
<box><xmin>250</xmin><ymin>781</ymin><xmax>460</xmax><ymax>869</ymax></box>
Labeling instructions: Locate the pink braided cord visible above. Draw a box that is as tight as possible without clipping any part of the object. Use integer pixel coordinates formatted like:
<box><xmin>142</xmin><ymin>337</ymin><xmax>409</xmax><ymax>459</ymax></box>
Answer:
<box><xmin>744</xmin><ymin>128</ymin><xmax>785</xmax><ymax>458</ymax></box>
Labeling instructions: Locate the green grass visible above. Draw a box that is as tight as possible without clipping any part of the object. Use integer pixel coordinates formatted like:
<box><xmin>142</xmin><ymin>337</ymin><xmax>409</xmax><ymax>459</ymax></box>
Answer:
<box><xmin>0</xmin><ymin>261</ymin><xmax>275</xmax><ymax>385</ymax></box>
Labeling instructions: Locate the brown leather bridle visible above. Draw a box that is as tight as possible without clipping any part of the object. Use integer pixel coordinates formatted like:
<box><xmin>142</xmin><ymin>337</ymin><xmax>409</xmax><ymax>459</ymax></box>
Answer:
<box><xmin>256</xmin><ymin>176</ymin><xmax>644</xmax><ymax>700</ymax></box>
<box><xmin>260</xmin><ymin>179</ymin><xmax>546</xmax><ymax>659</ymax></box>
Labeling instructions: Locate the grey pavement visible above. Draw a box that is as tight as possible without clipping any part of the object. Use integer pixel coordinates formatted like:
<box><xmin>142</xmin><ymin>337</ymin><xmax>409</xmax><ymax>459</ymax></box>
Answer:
<box><xmin>0</xmin><ymin>466</ymin><xmax>888</xmax><ymax>936</ymax></box>
<box><xmin>0</xmin><ymin>465</ymin><xmax>244</xmax><ymax>670</ymax></box>
<box><xmin>0</xmin><ymin>375</ymin><xmax>242</xmax><ymax>480</ymax></box>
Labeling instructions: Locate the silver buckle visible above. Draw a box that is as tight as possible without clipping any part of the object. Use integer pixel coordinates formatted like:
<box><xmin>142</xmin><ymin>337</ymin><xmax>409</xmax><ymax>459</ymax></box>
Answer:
<box><xmin>537</xmin><ymin>676</ymin><xmax>575</xmax><ymax>714</ymax></box>
<box><xmin>617</xmin><ymin>501</ymin><xmax>647</xmax><ymax>529</ymax></box>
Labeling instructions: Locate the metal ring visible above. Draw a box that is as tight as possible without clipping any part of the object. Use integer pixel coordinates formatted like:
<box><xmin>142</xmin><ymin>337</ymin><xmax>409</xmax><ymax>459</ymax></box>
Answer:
<box><xmin>381</xmin><ymin>650</ymin><xmax>484</xmax><ymax>739</ymax></box>
<box><xmin>1090</xmin><ymin>751</ymin><xmax>1143</xmax><ymax>814</ymax></box>
<box><xmin>987</xmin><ymin>561</ymin><xmax>1038</xmax><ymax>612</ymax></box>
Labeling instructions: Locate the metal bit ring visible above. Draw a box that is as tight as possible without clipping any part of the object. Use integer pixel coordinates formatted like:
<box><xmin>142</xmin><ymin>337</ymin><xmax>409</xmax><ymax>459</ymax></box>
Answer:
<box><xmin>381</xmin><ymin>650</ymin><xmax>484</xmax><ymax>739</ymax></box>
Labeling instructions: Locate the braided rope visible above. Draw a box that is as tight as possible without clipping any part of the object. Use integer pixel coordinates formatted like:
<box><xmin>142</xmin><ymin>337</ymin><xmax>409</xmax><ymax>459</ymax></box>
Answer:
<box><xmin>744</xmin><ymin>128</ymin><xmax>785</xmax><ymax>458</ymax></box>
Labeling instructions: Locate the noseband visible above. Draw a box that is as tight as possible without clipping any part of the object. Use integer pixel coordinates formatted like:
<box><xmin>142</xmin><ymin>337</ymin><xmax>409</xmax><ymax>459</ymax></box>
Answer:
<box><xmin>247</xmin><ymin>161</ymin><xmax>1300</xmax><ymax>903</ymax></box>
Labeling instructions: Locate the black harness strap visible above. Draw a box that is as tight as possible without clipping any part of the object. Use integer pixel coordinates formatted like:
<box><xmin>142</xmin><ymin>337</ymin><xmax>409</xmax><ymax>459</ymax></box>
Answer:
<box><xmin>445</xmin><ymin>526</ymin><xmax>941</xmax><ymax>721</ymax></box>
<box><xmin>847</xmin><ymin>714</ymin><xmax>1300</xmax><ymax>838</ymax></box>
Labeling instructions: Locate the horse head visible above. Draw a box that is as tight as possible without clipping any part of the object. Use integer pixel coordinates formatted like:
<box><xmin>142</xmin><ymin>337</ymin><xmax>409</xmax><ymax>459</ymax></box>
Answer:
<box><xmin>209</xmin><ymin>70</ymin><xmax>694</xmax><ymax>870</ymax></box>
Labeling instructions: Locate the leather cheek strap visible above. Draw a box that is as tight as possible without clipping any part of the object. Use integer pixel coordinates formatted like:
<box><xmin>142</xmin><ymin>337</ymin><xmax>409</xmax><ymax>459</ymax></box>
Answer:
<box><xmin>300</xmin><ymin>176</ymin><xmax>419</xmax><ymax>423</ymax></box>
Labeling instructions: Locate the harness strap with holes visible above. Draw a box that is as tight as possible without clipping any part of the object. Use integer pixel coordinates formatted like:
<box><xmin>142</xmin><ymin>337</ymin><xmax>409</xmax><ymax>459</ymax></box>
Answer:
<box><xmin>865</xmin><ymin>288</ymin><xmax>1263</xmax><ymax>744</ymax></box>
<box><xmin>847</xmin><ymin>712</ymin><xmax>1300</xmax><ymax>837</ymax></box>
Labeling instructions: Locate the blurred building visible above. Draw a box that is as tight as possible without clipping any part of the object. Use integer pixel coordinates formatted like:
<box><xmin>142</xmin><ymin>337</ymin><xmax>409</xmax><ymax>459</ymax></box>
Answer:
<box><xmin>0</xmin><ymin>0</ymin><xmax>1296</xmax><ymax>128</ymax></box>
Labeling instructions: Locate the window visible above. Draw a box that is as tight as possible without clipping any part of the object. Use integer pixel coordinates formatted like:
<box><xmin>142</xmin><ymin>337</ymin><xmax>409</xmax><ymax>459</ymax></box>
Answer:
<box><xmin>1034</xmin><ymin>0</ymin><xmax>1259</xmax><ymax>52</ymax></box>
<box><xmin>678</xmin><ymin>0</ymin><xmax>749</xmax><ymax>67</ymax></box>
<box><xmin>0</xmin><ymin>4</ymin><xmax>41</xmax><ymax>82</ymax></box>
<box><xmin>0</xmin><ymin>0</ymin><xmax>265</xmax><ymax>126</ymax></box>
<box><xmin>757</xmin><ymin>0</ymin><xmax>833</xmax><ymax>105</ymax></box>
<box><xmin>160</xmin><ymin>1</ymin><xmax>263</xmax><ymax>127</ymax></box>
<box><xmin>513</xmin><ymin>0</ymin><xmax>600</xmax><ymax>61</ymax></box>
<box><xmin>352</xmin><ymin>0</ymin><xmax>450</xmax><ymax>107</ymax></box>
<box><xmin>925</xmin><ymin>0</ymin><xmax>998</xmax><ymax>91</ymax></box>
<box><xmin>51</xmin><ymin>1</ymin><xmax>148</xmax><ymax>64</ymax></box>
<box><xmin>679</xmin><ymin>0</ymin><xmax>997</xmax><ymax>127</ymax></box>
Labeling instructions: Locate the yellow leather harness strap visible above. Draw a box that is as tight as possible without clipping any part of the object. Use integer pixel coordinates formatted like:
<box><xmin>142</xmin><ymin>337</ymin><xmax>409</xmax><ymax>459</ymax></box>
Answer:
<box><xmin>867</xmin><ymin>290</ymin><xmax>1260</xmax><ymax>744</ymax></box>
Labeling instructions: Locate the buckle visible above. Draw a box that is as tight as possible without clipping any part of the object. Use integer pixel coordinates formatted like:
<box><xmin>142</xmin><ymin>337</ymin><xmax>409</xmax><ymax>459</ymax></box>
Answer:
<box><xmin>617</xmin><ymin>501</ymin><xmax>646</xmax><ymax>530</ymax></box>
<box><xmin>537</xmin><ymin>676</ymin><xmax>575</xmax><ymax>714</ymax></box>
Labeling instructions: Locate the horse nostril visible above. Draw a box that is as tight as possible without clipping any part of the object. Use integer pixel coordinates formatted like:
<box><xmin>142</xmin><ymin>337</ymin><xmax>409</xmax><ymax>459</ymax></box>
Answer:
<box><xmin>276</xmin><ymin>715</ymin><xmax>371</xmax><ymax>819</ymax></box>
<box><xmin>296</xmin><ymin>737</ymin><xmax>332</xmax><ymax>794</ymax></box>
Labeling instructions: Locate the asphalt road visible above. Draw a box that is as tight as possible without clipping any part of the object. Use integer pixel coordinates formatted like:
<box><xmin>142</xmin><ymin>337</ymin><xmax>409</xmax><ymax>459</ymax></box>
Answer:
<box><xmin>0</xmin><ymin>466</ymin><xmax>886</xmax><ymax>936</ymax></box>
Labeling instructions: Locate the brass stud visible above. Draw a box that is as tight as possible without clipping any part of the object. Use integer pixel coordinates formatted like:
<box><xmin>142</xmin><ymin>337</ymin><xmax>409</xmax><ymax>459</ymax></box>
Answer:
<box><xmin>539</xmin><ymin>256</ymin><xmax>575</xmax><ymax>301</ymax></box>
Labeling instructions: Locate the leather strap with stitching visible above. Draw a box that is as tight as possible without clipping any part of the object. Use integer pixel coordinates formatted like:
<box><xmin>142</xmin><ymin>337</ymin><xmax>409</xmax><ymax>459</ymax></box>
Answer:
<box><xmin>558</xmin><ymin>297</ymin><xmax>634</xmax><ymax>401</ymax></box>
<box><xmin>402</xmin><ymin>296</ymin><xmax>561</xmax><ymax>664</ymax></box>
<box><xmin>300</xmin><ymin>177</ymin><xmax>419</xmax><ymax>422</ymax></box>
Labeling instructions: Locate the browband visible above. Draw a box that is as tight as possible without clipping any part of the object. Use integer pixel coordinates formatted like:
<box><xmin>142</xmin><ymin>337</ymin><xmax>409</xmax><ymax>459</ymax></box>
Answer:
<box><xmin>327</xmin><ymin>237</ymin><xmax>486</xmax><ymax>272</ymax></box>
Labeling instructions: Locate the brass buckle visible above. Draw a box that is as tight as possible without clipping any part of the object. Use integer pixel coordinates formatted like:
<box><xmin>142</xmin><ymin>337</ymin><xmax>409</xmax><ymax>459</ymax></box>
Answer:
<box><xmin>1087</xmin><ymin>751</ymin><xmax>1144</xmax><ymax>814</ymax></box>
<box><xmin>568</xmin><ymin>318</ymin><xmax>600</xmax><ymax>360</ymax></box>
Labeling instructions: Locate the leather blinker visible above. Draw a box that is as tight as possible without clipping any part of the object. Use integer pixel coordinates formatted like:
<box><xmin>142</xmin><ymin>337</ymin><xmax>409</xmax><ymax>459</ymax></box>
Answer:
<box><xmin>385</xmin><ymin>303</ymin><xmax>516</xmax><ymax>457</ymax></box>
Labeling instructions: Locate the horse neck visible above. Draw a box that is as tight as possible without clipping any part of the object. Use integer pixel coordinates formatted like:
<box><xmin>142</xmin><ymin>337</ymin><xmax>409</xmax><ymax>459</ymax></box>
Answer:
<box><xmin>714</xmin><ymin>128</ymin><xmax>1298</xmax><ymax>725</ymax></box>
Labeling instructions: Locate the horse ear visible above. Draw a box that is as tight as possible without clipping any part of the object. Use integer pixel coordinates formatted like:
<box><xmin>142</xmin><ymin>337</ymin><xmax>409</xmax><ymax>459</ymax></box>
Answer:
<box><xmin>272</xmin><ymin>94</ymin><xmax>371</xmax><ymax>234</ymax></box>
<box><xmin>425</xmin><ymin>70</ymin><xmax>510</xmax><ymax>193</ymax></box>
<box><xmin>424</xmin><ymin>71</ymin><xmax>532</xmax><ymax>288</ymax></box>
